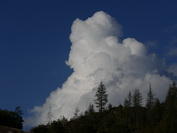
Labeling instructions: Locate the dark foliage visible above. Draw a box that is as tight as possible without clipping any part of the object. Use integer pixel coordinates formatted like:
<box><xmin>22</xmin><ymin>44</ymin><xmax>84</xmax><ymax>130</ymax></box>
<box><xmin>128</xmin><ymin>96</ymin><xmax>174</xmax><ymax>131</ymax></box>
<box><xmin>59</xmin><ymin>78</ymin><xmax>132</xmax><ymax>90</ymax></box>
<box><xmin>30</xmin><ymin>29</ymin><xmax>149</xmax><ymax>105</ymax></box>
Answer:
<box><xmin>30</xmin><ymin>81</ymin><xmax>177</xmax><ymax>133</ymax></box>
<box><xmin>0</xmin><ymin>107</ymin><xmax>24</xmax><ymax>129</ymax></box>
<box><xmin>30</xmin><ymin>124</ymin><xmax>48</xmax><ymax>133</ymax></box>
<box><xmin>30</xmin><ymin>119</ymin><xmax>65</xmax><ymax>133</ymax></box>
<box><xmin>94</xmin><ymin>82</ymin><xmax>108</xmax><ymax>112</ymax></box>
<box><xmin>124</xmin><ymin>91</ymin><xmax>132</xmax><ymax>107</ymax></box>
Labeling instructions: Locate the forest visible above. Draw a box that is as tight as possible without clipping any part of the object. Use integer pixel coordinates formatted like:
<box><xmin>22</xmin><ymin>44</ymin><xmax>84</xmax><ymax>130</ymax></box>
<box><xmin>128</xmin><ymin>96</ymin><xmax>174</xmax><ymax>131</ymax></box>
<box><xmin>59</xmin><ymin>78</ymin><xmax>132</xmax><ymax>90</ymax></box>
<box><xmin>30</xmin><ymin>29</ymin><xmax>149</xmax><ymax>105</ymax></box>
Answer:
<box><xmin>0</xmin><ymin>81</ymin><xmax>177</xmax><ymax>133</ymax></box>
<box><xmin>30</xmin><ymin>81</ymin><xmax>177</xmax><ymax>133</ymax></box>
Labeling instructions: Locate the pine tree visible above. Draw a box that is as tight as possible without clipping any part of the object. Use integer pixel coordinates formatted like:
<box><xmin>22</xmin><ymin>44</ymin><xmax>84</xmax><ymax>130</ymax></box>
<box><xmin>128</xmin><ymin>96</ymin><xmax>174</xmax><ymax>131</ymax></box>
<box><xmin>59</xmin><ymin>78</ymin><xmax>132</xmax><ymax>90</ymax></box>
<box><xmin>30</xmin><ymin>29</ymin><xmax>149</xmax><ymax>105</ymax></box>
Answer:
<box><xmin>15</xmin><ymin>106</ymin><xmax>23</xmax><ymax>117</ymax></box>
<box><xmin>107</xmin><ymin>103</ymin><xmax>113</xmax><ymax>110</ymax></box>
<box><xmin>73</xmin><ymin>107</ymin><xmax>80</xmax><ymax>119</ymax></box>
<box><xmin>88</xmin><ymin>104</ymin><xmax>95</xmax><ymax>114</ymax></box>
<box><xmin>146</xmin><ymin>84</ymin><xmax>156</xmax><ymax>127</ymax></box>
<box><xmin>132</xmin><ymin>89</ymin><xmax>143</xmax><ymax>129</ymax></box>
<box><xmin>146</xmin><ymin>83</ymin><xmax>155</xmax><ymax>110</ymax></box>
<box><xmin>124</xmin><ymin>91</ymin><xmax>132</xmax><ymax>107</ymax></box>
<box><xmin>153</xmin><ymin>98</ymin><xmax>163</xmax><ymax>125</ymax></box>
<box><xmin>161</xmin><ymin>81</ymin><xmax>177</xmax><ymax>132</ymax></box>
<box><xmin>85</xmin><ymin>104</ymin><xmax>95</xmax><ymax>115</ymax></box>
<box><xmin>47</xmin><ymin>106</ymin><xmax>53</xmax><ymax>124</ymax></box>
<box><xmin>133</xmin><ymin>89</ymin><xmax>142</xmax><ymax>107</ymax></box>
<box><xmin>14</xmin><ymin>106</ymin><xmax>24</xmax><ymax>129</ymax></box>
<box><xmin>94</xmin><ymin>82</ymin><xmax>108</xmax><ymax>112</ymax></box>
<box><xmin>166</xmin><ymin>81</ymin><xmax>177</xmax><ymax>103</ymax></box>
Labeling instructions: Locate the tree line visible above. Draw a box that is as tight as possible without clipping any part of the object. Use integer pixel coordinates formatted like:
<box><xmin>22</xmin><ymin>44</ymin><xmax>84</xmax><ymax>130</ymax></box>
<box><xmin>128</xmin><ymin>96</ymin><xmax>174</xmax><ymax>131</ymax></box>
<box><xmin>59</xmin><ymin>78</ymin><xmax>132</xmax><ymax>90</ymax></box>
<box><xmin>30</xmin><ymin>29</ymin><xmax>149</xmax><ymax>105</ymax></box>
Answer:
<box><xmin>30</xmin><ymin>81</ymin><xmax>177</xmax><ymax>133</ymax></box>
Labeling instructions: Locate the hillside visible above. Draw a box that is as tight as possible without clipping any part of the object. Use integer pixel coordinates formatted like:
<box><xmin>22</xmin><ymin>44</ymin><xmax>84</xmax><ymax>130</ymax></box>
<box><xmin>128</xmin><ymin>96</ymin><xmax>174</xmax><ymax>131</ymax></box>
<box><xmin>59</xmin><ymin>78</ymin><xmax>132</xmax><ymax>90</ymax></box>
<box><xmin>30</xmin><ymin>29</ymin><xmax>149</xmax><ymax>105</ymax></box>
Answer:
<box><xmin>0</xmin><ymin>126</ymin><xmax>27</xmax><ymax>133</ymax></box>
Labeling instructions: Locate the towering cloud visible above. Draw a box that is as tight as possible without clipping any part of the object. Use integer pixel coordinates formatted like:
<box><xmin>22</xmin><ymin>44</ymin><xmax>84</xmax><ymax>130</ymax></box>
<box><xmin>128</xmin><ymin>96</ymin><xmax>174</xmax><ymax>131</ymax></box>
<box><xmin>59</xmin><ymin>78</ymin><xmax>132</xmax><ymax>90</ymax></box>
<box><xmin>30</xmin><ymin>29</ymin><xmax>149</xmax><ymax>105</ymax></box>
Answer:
<box><xmin>26</xmin><ymin>11</ymin><xmax>172</xmax><ymax>127</ymax></box>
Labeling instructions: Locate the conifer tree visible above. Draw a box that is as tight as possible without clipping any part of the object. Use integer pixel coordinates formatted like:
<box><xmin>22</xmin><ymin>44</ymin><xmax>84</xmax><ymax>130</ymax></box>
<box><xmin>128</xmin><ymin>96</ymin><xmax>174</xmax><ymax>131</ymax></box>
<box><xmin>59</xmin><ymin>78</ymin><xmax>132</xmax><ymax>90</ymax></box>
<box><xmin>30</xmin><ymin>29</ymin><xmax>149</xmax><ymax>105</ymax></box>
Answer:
<box><xmin>14</xmin><ymin>106</ymin><xmax>24</xmax><ymax>129</ymax></box>
<box><xmin>107</xmin><ymin>103</ymin><xmax>113</xmax><ymax>110</ymax></box>
<box><xmin>85</xmin><ymin>104</ymin><xmax>95</xmax><ymax>115</ymax></box>
<box><xmin>133</xmin><ymin>89</ymin><xmax>142</xmax><ymax>107</ymax></box>
<box><xmin>132</xmin><ymin>89</ymin><xmax>143</xmax><ymax>129</ymax></box>
<box><xmin>15</xmin><ymin>106</ymin><xmax>23</xmax><ymax>117</ymax></box>
<box><xmin>146</xmin><ymin>83</ymin><xmax>155</xmax><ymax>110</ymax></box>
<box><xmin>94</xmin><ymin>82</ymin><xmax>108</xmax><ymax>112</ymax></box>
<box><xmin>73</xmin><ymin>107</ymin><xmax>80</xmax><ymax>119</ymax></box>
<box><xmin>124</xmin><ymin>91</ymin><xmax>132</xmax><ymax>107</ymax></box>
<box><xmin>47</xmin><ymin>106</ymin><xmax>53</xmax><ymax>124</ymax></box>
<box><xmin>165</xmin><ymin>81</ymin><xmax>177</xmax><ymax>104</ymax></box>
<box><xmin>88</xmin><ymin>104</ymin><xmax>95</xmax><ymax>114</ymax></box>
<box><xmin>146</xmin><ymin>84</ymin><xmax>156</xmax><ymax>127</ymax></box>
<box><xmin>161</xmin><ymin>81</ymin><xmax>177</xmax><ymax>132</ymax></box>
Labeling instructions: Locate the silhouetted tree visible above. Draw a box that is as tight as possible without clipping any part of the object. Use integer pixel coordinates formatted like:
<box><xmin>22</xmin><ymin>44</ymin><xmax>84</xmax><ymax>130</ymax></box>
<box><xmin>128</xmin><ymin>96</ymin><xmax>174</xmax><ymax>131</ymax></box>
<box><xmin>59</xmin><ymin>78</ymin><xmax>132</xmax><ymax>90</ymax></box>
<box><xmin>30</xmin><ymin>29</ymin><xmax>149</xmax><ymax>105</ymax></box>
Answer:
<box><xmin>132</xmin><ymin>89</ymin><xmax>144</xmax><ymax>129</ymax></box>
<box><xmin>60</xmin><ymin>116</ymin><xmax>68</xmax><ymax>126</ymax></box>
<box><xmin>107</xmin><ymin>103</ymin><xmax>113</xmax><ymax>110</ymax></box>
<box><xmin>133</xmin><ymin>89</ymin><xmax>142</xmax><ymax>107</ymax></box>
<box><xmin>146</xmin><ymin>84</ymin><xmax>156</xmax><ymax>127</ymax></box>
<box><xmin>152</xmin><ymin>98</ymin><xmax>163</xmax><ymax>125</ymax></box>
<box><xmin>47</xmin><ymin>106</ymin><xmax>53</xmax><ymax>124</ymax></box>
<box><xmin>124</xmin><ymin>91</ymin><xmax>132</xmax><ymax>107</ymax></box>
<box><xmin>30</xmin><ymin>124</ymin><xmax>48</xmax><ymax>133</ymax></box>
<box><xmin>0</xmin><ymin>108</ymin><xmax>24</xmax><ymax>129</ymax></box>
<box><xmin>165</xmin><ymin>81</ymin><xmax>177</xmax><ymax>104</ymax></box>
<box><xmin>85</xmin><ymin>104</ymin><xmax>95</xmax><ymax>115</ymax></box>
<box><xmin>48</xmin><ymin>120</ymin><xmax>65</xmax><ymax>133</ymax></box>
<box><xmin>29</xmin><ymin>82</ymin><xmax>177</xmax><ymax>133</ymax></box>
<box><xmin>159</xmin><ymin>81</ymin><xmax>177</xmax><ymax>132</ymax></box>
<box><xmin>73</xmin><ymin>107</ymin><xmax>80</xmax><ymax>119</ymax></box>
<box><xmin>94</xmin><ymin>82</ymin><xmax>108</xmax><ymax>112</ymax></box>
<box><xmin>146</xmin><ymin>83</ymin><xmax>155</xmax><ymax>109</ymax></box>
<box><xmin>14</xmin><ymin>106</ymin><xmax>24</xmax><ymax>129</ymax></box>
<box><xmin>15</xmin><ymin>106</ymin><xmax>23</xmax><ymax>117</ymax></box>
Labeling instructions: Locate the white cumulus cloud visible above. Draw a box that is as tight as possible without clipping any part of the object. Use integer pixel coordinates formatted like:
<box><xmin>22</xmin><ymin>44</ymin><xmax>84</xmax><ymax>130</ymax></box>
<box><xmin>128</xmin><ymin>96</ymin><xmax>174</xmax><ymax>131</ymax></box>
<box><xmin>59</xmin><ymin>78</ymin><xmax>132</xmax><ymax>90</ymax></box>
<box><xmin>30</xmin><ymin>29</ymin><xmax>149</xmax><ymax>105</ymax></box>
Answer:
<box><xmin>25</xmin><ymin>11</ymin><xmax>172</xmax><ymax>127</ymax></box>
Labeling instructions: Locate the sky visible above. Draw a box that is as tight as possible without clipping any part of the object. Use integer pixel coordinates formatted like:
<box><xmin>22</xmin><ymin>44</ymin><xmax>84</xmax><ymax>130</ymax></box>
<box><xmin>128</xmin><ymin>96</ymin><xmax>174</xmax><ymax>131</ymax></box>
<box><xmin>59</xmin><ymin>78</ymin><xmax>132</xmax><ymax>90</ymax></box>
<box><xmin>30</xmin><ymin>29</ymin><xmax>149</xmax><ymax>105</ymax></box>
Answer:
<box><xmin>1</xmin><ymin>0</ymin><xmax>177</xmax><ymax>128</ymax></box>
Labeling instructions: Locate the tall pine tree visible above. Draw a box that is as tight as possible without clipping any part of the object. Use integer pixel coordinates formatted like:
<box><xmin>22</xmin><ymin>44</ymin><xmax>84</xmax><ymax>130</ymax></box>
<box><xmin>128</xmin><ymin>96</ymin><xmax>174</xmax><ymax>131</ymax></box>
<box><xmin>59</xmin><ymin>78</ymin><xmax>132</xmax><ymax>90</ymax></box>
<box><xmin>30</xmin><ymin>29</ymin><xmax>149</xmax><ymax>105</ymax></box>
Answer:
<box><xmin>146</xmin><ymin>84</ymin><xmax>156</xmax><ymax>127</ymax></box>
<box><xmin>161</xmin><ymin>81</ymin><xmax>177</xmax><ymax>132</ymax></box>
<box><xmin>94</xmin><ymin>82</ymin><xmax>108</xmax><ymax>112</ymax></box>
<box><xmin>146</xmin><ymin>83</ymin><xmax>155</xmax><ymax>110</ymax></box>
<box><xmin>133</xmin><ymin>89</ymin><xmax>142</xmax><ymax>107</ymax></box>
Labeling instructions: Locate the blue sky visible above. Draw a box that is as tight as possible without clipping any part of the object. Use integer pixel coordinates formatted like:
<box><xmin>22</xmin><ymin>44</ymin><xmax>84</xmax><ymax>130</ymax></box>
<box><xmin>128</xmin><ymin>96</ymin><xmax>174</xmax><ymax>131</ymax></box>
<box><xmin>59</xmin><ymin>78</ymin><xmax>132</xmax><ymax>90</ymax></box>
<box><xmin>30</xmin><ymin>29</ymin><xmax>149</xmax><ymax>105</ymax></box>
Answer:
<box><xmin>1</xmin><ymin>0</ymin><xmax>177</xmax><ymax>122</ymax></box>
